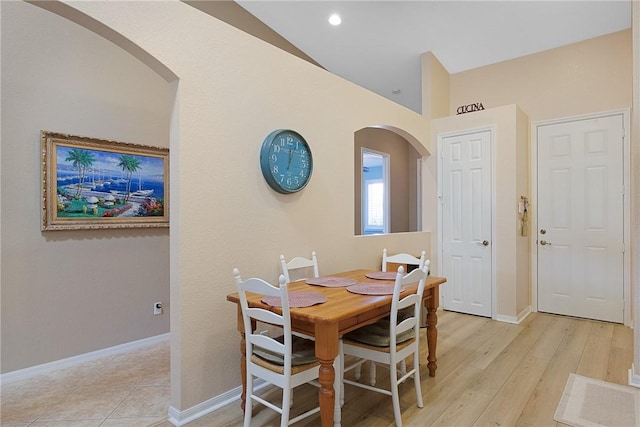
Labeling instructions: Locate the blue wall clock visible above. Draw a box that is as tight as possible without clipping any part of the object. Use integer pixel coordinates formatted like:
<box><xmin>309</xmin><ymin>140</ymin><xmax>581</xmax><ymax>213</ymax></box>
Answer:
<box><xmin>260</xmin><ymin>129</ymin><xmax>313</xmax><ymax>194</ymax></box>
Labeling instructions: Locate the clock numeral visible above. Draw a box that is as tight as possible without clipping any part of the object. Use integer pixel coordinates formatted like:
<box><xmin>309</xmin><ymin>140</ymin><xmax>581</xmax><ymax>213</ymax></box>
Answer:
<box><xmin>272</xmin><ymin>165</ymin><xmax>279</xmax><ymax>174</ymax></box>
<box><xmin>273</xmin><ymin>145</ymin><xmax>281</xmax><ymax>153</ymax></box>
<box><xmin>270</xmin><ymin>154</ymin><xmax>277</xmax><ymax>162</ymax></box>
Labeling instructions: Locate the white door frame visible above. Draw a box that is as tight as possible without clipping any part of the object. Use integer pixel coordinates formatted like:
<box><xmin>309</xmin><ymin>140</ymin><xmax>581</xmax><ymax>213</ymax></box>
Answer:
<box><xmin>437</xmin><ymin>126</ymin><xmax>497</xmax><ymax>319</ymax></box>
<box><xmin>530</xmin><ymin>109</ymin><xmax>631</xmax><ymax>326</ymax></box>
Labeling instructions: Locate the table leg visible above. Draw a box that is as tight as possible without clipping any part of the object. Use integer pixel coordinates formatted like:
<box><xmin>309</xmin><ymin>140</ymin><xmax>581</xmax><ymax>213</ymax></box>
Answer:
<box><xmin>315</xmin><ymin>323</ymin><xmax>339</xmax><ymax>427</ymax></box>
<box><xmin>426</xmin><ymin>306</ymin><xmax>438</xmax><ymax>376</ymax></box>
<box><xmin>425</xmin><ymin>291</ymin><xmax>438</xmax><ymax>377</ymax></box>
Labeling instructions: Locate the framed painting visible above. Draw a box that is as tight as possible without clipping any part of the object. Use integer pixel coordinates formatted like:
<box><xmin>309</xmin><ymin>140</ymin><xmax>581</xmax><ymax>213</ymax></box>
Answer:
<box><xmin>41</xmin><ymin>131</ymin><xmax>169</xmax><ymax>231</ymax></box>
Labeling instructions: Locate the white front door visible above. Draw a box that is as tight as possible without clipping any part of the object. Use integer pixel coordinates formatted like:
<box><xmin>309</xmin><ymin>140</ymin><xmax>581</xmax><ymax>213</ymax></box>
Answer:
<box><xmin>537</xmin><ymin>114</ymin><xmax>625</xmax><ymax>323</ymax></box>
<box><xmin>440</xmin><ymin>130</ymin><xmax>492</xmax><ymax>317</ymax></box>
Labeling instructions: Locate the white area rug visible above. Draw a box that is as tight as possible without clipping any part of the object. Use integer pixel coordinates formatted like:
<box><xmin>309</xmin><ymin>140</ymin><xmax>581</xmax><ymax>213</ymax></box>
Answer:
<box><xmin>554</xmin><ymin>373</ymin><xmax>640</xmax><ymax>427</ymax></box>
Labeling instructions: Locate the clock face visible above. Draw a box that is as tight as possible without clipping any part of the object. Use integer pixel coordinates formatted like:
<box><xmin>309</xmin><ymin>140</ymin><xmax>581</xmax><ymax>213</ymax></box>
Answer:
<box><xmin>260</xmin><ymin>129</ymin><xmax>313</xmax><ymax>194</ymax></box>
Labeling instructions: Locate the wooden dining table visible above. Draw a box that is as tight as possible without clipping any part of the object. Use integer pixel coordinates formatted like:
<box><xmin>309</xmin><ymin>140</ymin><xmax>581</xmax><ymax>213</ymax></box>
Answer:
<box><xmin>226</xmin><ymin>269</ymin><xmax>447</xmax><ymax>427</ymax></box>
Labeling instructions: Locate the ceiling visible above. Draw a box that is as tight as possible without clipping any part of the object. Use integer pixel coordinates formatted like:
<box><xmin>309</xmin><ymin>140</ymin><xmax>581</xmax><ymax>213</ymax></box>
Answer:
<box><xmin>236</xmin><ymin>1</ymin><xmax>632</xmax><ymax>113</ymax></box>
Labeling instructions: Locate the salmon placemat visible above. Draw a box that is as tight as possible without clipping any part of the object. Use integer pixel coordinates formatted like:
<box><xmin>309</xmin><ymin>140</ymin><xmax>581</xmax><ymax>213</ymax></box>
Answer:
<box><xmin>365</xmin><ymin>271</ymin><xmax>397</xmax><ymax>280</ymax></box>
<box><xmin>261</xmin><ymin>292</ymin><xmax>328</xmax><ymax>307</ymax></box>
<box><xmin>306</xmin><ymin>276</ymin><xmax>358</xmax><ymax>287</ymax></box>
<box><xmin>347</xmin><ymin>283</ymin><xmax>395</xmax><ymax>295</ymax></box>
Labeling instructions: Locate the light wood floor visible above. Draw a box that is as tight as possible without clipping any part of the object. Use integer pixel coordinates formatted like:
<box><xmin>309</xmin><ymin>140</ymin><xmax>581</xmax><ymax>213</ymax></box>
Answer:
<box><xmin>173</xmin><ymin>310</ymin><xmax>634</xmax><ymax>427</ymax></box>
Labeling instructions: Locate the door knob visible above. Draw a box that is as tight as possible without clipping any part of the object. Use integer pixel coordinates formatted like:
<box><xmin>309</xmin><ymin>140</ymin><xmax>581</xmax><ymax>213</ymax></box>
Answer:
<box><xmin>540</xmin><ymin>229</ymin><xmax>547</xmax><ymax>235</ymax></box>
<box><xmin>540</xmin><ymin>240</ymin><xmax>551</xmax><ymax>246</ymax></box>
<box><xmin>476</xmin><ymin>240</ymin><xmax>489</xmax><ymax>246</ymax></box>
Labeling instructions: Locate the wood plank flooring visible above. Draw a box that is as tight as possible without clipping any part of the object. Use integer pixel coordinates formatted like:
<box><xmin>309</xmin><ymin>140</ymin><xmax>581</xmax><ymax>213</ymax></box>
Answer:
<box><xmin>171</xmin><ymin>310</ymin><xmax>634</xmax><ymax>427</ymax></box>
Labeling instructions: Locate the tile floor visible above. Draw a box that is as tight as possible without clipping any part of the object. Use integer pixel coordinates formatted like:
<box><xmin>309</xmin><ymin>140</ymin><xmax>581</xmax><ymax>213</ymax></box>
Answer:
<box><xmin>1</xmin><ymin>340</ymin><xmax>170</xmax><ymax>426</ymax></box>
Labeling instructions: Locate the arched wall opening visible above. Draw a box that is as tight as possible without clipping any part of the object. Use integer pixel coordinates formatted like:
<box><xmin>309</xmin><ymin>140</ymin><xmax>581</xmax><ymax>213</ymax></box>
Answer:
<box><xmin>354</xmin><ymin>126</ymin><xmax>426</xmax><ymax>235</ymax></box>
<box><xmin>2</xmin><ymin>0</ymin><xmax>180</xmax><ymax>402</ymax></box>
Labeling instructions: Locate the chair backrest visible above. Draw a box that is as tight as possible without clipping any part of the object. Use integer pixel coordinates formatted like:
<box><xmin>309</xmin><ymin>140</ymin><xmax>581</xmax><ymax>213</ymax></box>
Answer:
<box><xmin>382</xmin><ymin>248</ymin><xmax>426</xmax><ymax>272</ymax></box>
<box><xmin>389</xmin><ymin>265</ymin><xmax>428</xmax><ymax>348</ymax></box>
<box><xmin>233</xmin><ymin>268</ymin><xmax>294</xmax><ymax>370</ymax></box>
<box><xmin>280</xmin><ymin>251</ymin><xmax>319</xmax><ymax>282</ymax></box>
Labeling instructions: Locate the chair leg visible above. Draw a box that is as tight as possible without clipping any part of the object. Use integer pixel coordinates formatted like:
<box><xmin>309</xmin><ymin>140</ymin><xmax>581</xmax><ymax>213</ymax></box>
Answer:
<box><xmin>334</xmin><ymin>353</ymin><xmax>342</xmax><ymax>426</ymax></box>
<box><xmin>369</xmin><ymin>361</ymin><xmax>377</xmax><ymax>386</ymax></box>
<box><xmin>354</xmin><ymin>363</ymin><xmax>361</xmax><ymax>380</ymax></box>
<box><xmin>243</xmin><ymin>376</ymin><xmax>253</xmax><ymax>427</ymax></box>
<box><xmin>413</xmin><ymin>355</ymin><xmax>424</xmax><ymax>409</ymax></box>
<box><xmin>390</xmin><ymin>361</ymin><xmax>402</xmax><ymax>427</ymax></box>
<box><xmin>281</xmin><ymin>386</ymin><xmax>291</xmax><ymax>427</ymax></box>
<box><xmin>339</xmin><ymin>340</ymin><xmax>345</xmax><ymax>406</ymax></box>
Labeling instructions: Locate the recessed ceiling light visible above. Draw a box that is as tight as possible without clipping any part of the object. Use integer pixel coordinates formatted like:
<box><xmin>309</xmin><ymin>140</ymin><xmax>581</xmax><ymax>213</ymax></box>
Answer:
<box><xmin>328</xmin><ymin>14</ymin><xmax>342</xmax><ymax>26</ymax></box>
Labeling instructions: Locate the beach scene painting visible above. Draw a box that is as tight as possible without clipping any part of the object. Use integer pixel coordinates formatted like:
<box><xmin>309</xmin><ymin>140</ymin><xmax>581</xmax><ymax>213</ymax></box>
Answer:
<box><xmin>41</xmin><ymin>131</ymin><xmax>169</xmax><ymax>230</ymax></box>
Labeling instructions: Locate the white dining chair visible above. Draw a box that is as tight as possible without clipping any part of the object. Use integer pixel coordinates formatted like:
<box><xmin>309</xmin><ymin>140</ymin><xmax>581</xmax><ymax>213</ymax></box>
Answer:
<box><xmin>355</xmin><ymin>249</ymin><xmax>428</xmax><ymax>386</ymax></box>
<box><xmin>340</xmin><ymin>265</ymin><xmax>428</xmax><ymax>427</ymax></box>
<box><xmin>280</xmin><ymin>251</ymin><xmax>319</xmax><ymax>283</ymax></box>
<box><xmin>233</xmin><ymin>268</ymin><xmax>321</xmax><ymax>427</ymax></box>
<box><xmin>382</xmin><ymin>248</ymin><xmax>426</xmax><ymax>272</ymax></box>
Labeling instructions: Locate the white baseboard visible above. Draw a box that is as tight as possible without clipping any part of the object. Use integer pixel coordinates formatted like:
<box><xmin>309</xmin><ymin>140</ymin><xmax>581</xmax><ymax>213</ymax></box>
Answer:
<box><xmin>1</xmin><ymin>333</ymin><xmax>170</xmax><ymax>384</ymax></box>
<box><xmin>167</xmin><ymin>380</ymin><xmax>269</xmax><ymax>426</ymax></box>
<box><xmin>167</xmin><ymin>387</ymin><xmax>240</xmax><ymax>427</ymax></box>
<box><xmin>629</xmin><ymin>364</ymin><xmax>640</xmax><ymax>388</ymax></box>
<box><xmin>494</xmin><ymin>306</ymin><xmax>532</xmax><ymax>324</ymax></box>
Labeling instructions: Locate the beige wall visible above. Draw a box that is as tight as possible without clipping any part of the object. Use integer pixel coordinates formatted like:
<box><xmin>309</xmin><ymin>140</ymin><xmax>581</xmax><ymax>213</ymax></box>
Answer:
<box><xmin>428</xmin><ymin>105</ymin><xmax>530</xmax><ymax>319</ymax></box>
<box><xmin>421</xmin><ymin>52</ymin><xmax>450</xmax><ymax>120</ymax></box>
<box><xmin>15</xmin><ymin>0</ymin><xmax>432</xmax><ymax>413</ymax></box>
<box><xmin>450</xmin><ymin>29</ymin><xmax>632</xmax><ymax>122</ymax></box>
<box><xmin>1</xmin><ymin>1</ymin><xmax>171</xmax><ymax>373</ymax></box>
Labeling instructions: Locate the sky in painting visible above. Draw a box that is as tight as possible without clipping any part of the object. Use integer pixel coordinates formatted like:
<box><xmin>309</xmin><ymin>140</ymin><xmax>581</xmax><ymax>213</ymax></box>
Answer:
<box><xmin>56</xmin><ymin>144</ymin><xmax>165</xmax><ymax>178</ymax></box>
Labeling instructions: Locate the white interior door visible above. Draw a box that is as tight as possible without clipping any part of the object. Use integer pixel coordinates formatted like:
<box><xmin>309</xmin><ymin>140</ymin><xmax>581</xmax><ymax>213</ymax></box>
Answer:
<box><xmin>440</xmin><ymin>130</ymin><xmax>492</xmax><ymax>317</ymax></box>
<box><xmin>537</xmin><ymin>114</ymin><xmax>624</xmax><ymax>323</ymax></box>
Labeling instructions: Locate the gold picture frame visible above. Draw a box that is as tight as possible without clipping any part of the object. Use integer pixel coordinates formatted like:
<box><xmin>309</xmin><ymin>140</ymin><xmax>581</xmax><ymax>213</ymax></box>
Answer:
<box><xmin>41</xmin><ymin>131</ymin><xmax>169</xmax><ymax>231</ymax></box>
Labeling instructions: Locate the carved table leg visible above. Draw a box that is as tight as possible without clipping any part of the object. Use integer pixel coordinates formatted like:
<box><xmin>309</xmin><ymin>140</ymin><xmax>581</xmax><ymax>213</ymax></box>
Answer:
<box><xmin>315</xmin><ymin>322</ymin><xmax>338</xmax><ymax>427</ymax></box>
<box><xmin>318</xmin><ymin>359</ymin><xmax>336</xmax><ymax>427</ymax></box>
<box><xmin>426</xmin><ymin>304</ymin><xmax>438</xmax><ymax>377</ymax></box>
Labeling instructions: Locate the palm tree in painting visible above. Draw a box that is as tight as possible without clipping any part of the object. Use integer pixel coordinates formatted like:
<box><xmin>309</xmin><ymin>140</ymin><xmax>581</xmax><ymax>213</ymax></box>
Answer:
<box><xmin>117</xmin><ymin>155</ymin><xmax>142</xmax><ymax>202</ymax></box>
<box><xmin>64</xmin><ymin>148</ymin><xmax>95</xmax><ymax>198</ymax></box>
